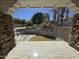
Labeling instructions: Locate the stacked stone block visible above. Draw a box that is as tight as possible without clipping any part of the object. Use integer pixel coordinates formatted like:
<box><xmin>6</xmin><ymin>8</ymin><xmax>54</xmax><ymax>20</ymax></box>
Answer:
<box><xmin>0</xmin><ymin>11</ymin><xmax>16</xmax><ymax>57</ymax></box>
<box><xmin>70</xmin><ymin>13</ymin><xmax>79</xmax><ymax>51</ymax></box>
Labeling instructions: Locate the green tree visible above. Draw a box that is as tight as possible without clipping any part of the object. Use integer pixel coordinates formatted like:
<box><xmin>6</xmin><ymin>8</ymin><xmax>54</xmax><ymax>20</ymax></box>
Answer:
<box><xmin>31</xmin><ymin>12</ymin><xmax>44</xmax><ymax>24</ymax></box>
<box><xmin>22</xmin><ymin>19</ymin><xmax>26</xmax><ymax>24</ymax></box>
<box><xmin>13</xmin><ymin>18</ymin><xmax>22</xmax><ymax>24</ymax></box>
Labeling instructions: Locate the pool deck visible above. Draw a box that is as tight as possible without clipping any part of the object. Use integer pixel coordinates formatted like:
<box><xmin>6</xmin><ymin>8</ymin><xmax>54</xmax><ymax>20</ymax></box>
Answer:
<box><xmin>6</xmin><ymin>41</ymin><xmax>79</xmax><ymax>59</ymax></box>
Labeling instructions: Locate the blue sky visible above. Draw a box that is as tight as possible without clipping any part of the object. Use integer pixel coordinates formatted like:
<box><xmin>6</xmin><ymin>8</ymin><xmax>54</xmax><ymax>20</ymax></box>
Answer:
<box><xmin>12</xmin><ymin>8</ymin><xmax>74</xmax><ymax>20</ymax></box>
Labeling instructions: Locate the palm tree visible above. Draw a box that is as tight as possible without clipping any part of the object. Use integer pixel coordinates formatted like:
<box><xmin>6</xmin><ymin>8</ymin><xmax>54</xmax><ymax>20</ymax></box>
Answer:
<box><xmin>49</xmin><ymin>7</ymin><xmax>69</xmax><ymax>27</ymax></box>
<box><xmin>59</xmin><ymin>7</ymin><xmax>69</xmax><ymax>26</ymax></box>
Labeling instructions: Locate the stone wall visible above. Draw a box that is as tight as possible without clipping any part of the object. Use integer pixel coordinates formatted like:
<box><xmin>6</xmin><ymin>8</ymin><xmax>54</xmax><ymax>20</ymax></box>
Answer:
<box><xmin>70</xmin><ymin>13</ymin><xmax>79</xmax><ymax>51</ymax></box>
<box><xmin>0</xmin><ymin>11</ymin><xmax>16</xmax><ymax>57</ymax></box>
